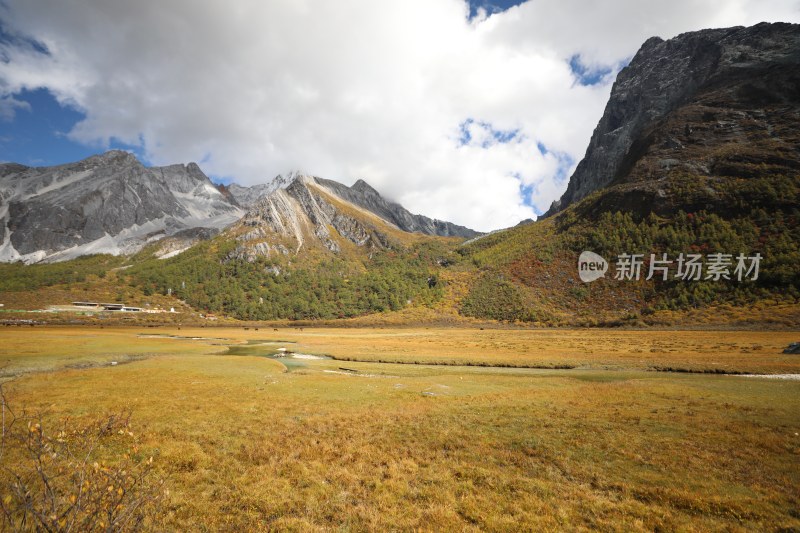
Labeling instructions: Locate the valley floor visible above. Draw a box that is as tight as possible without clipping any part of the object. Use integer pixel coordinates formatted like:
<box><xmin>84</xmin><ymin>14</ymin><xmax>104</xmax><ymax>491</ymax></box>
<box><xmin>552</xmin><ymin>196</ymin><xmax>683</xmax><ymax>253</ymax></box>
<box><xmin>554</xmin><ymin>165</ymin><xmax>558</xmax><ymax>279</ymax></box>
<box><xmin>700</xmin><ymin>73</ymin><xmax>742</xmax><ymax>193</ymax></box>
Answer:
<box><xmin>1</xmin><ymin>327</ymin><xmax>798</xmax><ymax>530</ymax></box>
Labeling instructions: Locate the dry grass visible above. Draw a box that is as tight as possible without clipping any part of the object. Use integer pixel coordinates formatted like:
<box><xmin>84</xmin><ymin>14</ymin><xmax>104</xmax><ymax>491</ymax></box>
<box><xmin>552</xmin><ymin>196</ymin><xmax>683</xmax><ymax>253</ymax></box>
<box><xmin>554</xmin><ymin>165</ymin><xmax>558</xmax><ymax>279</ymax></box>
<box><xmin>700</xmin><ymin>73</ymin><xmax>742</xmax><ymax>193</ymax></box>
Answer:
<box><xmin>258</xmin><ymin>327</ymin><xmax>800</xmax><ymax>375</ymax></box>
<box><xmin>1</xmin><ymin>327</ymin><xmax>798</xmax><ymax>531</ymax></box>
<box><xmin>0</xmin><ymin>270</ymin><xmax>192</xmax><ymax>313</ymax></box>
<box><xmin>0</xmin><ymin>327</ymin><xmax>222</xmax><ymax>377</ymax></box>
<box><xmin>4</xmin><ymin>325</ymin><xmax>793</xmax><ymax>375</ymax></box>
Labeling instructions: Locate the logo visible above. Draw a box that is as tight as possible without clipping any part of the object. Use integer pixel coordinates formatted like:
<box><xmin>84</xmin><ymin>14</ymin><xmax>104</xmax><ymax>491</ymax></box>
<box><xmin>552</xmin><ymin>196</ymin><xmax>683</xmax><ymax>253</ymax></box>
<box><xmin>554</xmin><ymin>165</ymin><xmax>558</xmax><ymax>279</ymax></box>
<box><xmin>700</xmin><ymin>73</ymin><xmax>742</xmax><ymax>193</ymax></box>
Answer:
<box><xmin>576</xmin><ymin>251</ymin><xmax>761</xmax><ymax>283</ymax></box>
<box><xmin>578</xmin><ymin>251</ymin><xmax>608</xmax><ymax>283</ymax></box>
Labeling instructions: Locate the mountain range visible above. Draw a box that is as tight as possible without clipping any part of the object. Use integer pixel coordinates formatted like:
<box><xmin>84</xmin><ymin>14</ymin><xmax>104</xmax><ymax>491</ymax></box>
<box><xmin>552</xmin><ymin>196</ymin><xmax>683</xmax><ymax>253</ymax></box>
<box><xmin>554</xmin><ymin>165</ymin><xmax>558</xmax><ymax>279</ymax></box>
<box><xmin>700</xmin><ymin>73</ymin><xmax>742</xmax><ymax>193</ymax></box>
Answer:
<box><xmin>0</xmin><ymin>154</ymin><xmax>478</xmax><ymax>264</ymax></box>
<box><xmin>0</xmin><ymin>22</ymin><xmax>797</xmax><ymax>326</ymax></box>
<box><xmin>0</xmin><ymin>151</ymin><xmax>243</xmax><ymax>263</ymax></box>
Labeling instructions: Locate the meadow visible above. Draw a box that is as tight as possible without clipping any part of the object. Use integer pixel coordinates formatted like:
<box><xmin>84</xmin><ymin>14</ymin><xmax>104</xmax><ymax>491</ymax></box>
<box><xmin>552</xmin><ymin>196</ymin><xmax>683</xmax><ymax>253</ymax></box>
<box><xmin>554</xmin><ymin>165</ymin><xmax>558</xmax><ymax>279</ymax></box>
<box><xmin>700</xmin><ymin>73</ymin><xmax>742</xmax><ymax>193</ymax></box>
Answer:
<box><xmin>0</xmin><ymin>326</ymin><xmax>798</xmax><ymax>531</ymax></box>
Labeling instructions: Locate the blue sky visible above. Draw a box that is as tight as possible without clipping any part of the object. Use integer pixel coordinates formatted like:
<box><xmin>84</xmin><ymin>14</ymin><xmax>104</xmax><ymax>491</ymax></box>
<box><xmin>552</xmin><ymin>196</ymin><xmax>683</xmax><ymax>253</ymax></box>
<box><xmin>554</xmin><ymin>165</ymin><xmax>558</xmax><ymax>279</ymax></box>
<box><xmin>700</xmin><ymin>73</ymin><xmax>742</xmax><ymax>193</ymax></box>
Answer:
<box><xmin>0</xmin><ymin>88</ymin><xmax>145</xmax><ymax>166</ymax></box>
<box><xmin>467</xmin><ymin>0</ymin><xmax>526</xmax><ymax>19</ymax></box>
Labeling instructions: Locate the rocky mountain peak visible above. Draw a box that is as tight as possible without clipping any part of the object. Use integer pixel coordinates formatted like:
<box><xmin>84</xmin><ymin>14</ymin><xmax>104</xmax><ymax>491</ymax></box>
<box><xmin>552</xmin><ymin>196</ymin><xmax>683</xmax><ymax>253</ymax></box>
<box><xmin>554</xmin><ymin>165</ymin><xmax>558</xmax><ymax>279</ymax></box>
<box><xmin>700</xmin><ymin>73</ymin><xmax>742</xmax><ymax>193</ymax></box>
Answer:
<box><xmin>230</xmin><ymin>172</ymin><xmax>480</xmax><ymax>262</ymax></box>
<box><xmin>545</xmin><ymin>22</ymin><xmax>800</xmax><ymax>217</ymax></box>
<box><xmin>0</xmin><ymin>152</ymin><xmax>243</xmax><ymax>263</ymax></box>
<box><xmin>640</xmin><ymin>36</ymin><xmax>664</xmax><ymax>49</ymax></box>
<box><xmin>230</xmin><ymin>173</ymin><xmax>479</xmax><ymax>239</ymax></box>
<box><xmin>83</xmin><ymin>149</ymin><xmax>140</xmax><ymax>168</ymax></box>
<box><xmin>227</xmin><ymin>172</ymin><xmax>306</xmax><ymax>207</ymax></box>
<box><xmin>351</xmin><ymin>179</ymin><xmax>378</xmax><ymax>194</ymax></box>
<box><xmin>185</xmin><ymin>162</ymin><xmax>206</xmax><ymax>178</ymax></box>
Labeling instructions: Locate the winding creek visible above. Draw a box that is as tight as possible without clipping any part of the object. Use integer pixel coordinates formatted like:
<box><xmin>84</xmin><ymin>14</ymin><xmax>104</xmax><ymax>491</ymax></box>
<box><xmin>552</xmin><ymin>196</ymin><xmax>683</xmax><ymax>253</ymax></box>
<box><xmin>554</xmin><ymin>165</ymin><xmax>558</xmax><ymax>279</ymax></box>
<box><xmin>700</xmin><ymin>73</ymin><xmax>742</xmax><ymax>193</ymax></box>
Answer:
<box><xmin>135</xmin><ymin>333</ymin><xmax>800</xmax><ymax>380</ymax></box>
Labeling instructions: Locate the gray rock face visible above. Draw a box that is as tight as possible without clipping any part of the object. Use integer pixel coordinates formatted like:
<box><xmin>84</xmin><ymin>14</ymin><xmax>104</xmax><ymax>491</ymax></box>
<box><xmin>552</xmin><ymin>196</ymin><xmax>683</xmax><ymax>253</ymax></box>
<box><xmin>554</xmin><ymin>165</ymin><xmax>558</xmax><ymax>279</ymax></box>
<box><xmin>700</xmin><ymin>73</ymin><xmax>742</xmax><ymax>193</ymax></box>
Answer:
<box><xmin>0</xmin><ymin>150</ymin><xmax>243</xmax><ymax>262</ymax></box>
<box><xmin>545</xmin><ymin>22</ymin><xmax>800</xmax><ymax>216</ymax></box>
<box><xmin>227</xmin><ymin>183</ymin><xmax>271</xmax><ymax>207</ymax></box>
<box><xmin>229</xmin><ymin>172</ymin><xmax>481</xmax><ymax>260</ymax></box>
<box><xmin>227</xmin><ymin>172</ymin><xmax>298</xmax><ymax>208</ymax></box>
<box><xmin>240</xmin><ymin>174</ymin><xmax>393</xmax><ymax>256</ymax></box>
<box><xmin>315</xmin><ymin>177</ymin><xmax>480</xmax><ymax>238</ymax></box>
<box><xmin>231</xmin><ymin>173</ymin><xmax>480</xmax><ymax>238</ymax></box>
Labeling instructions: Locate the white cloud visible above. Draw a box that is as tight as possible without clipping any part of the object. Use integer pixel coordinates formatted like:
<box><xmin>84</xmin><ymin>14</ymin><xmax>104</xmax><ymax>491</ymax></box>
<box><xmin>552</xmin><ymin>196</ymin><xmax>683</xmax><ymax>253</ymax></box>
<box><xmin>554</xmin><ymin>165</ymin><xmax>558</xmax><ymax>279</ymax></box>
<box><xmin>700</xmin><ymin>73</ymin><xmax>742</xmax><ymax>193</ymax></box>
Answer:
<box><xmin>0</xmin><ymin>0</ymin><xmax>797</xmax><ymax>231</ymax></box>
<box><xmin>0</xmin><ymin>95</ymin><xmax>31</xmax><ymax>121</ymax></box>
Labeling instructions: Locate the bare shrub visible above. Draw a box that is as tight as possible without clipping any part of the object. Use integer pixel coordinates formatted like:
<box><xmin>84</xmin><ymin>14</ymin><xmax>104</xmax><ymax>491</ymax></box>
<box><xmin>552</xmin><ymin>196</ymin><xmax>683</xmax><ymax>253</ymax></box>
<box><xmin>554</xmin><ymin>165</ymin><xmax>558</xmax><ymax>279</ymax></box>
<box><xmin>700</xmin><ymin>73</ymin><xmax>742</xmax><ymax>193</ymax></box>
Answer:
<box><xmin>0</xmin><ymin>386</ymin><xmax>165</xmax><ymax>531</ymax></box>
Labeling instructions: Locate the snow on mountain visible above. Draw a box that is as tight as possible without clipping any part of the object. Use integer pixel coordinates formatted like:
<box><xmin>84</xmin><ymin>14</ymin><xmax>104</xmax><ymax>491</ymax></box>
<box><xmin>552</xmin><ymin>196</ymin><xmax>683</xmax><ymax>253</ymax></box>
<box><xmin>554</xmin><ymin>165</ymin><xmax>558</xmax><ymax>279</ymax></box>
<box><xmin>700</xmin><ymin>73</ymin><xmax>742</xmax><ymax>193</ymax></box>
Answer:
<box><xmin>0</xmin><ymin>152</ymin><xmax>479</xmax><ymax>264</ymax></box>
<box><xmin>0</xmin><ymin>150</ymin><xmax>243</xmax><ymax>263</ymax></box>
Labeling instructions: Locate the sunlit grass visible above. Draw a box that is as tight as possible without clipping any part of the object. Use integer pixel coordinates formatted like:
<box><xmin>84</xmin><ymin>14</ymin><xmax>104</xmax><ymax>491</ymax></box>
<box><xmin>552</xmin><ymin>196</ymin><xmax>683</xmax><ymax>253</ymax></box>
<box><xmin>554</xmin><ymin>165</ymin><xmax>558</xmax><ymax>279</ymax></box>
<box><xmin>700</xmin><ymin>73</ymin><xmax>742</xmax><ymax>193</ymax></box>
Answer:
<box><xmin>1</xmin><ymin>327</ymin><xmax>798</xmax><ymax>530</ymax></box>
<box><xmin>0</xmin><ymin>327</ymin><xmax>224</xmax><ymax>377</ymax></box>
<box><xmin>275</xmin><ymin>327</ymin><xmax>800</xmax><ymax>374</ymax></box>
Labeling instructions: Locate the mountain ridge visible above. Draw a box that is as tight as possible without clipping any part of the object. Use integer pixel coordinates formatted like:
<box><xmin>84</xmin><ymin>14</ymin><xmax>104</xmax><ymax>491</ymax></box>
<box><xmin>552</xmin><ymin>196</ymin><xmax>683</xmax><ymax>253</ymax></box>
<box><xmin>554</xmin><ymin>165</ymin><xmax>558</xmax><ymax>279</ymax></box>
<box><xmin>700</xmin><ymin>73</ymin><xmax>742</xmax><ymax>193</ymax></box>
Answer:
<box><xmin>0</xmin><ymin>150</ymin><xmax>243</xmax><ymax>263</ymax></box>
<box><xmin>228</xmin><ymin>172</ymin><xmax>480</xmax><ymax>239</ymax></box>
<box><xmin>545</xmin><ymin>21</ymin><xmax>800</xmax><ymax>217</ymax></box>
<box><xmin>0</xmin><ymin>152</ymin><xmax>480</xmax><ymax>264</ymax></box>
<box><xmin>313</xmin><ymin>176</ymin><xmax>480</xmax><ymax>238</ymax></box>
<box><xmin>229</xmin><ymin>173</ymin><xmax>426</xmax><ymax>262</ymax></box>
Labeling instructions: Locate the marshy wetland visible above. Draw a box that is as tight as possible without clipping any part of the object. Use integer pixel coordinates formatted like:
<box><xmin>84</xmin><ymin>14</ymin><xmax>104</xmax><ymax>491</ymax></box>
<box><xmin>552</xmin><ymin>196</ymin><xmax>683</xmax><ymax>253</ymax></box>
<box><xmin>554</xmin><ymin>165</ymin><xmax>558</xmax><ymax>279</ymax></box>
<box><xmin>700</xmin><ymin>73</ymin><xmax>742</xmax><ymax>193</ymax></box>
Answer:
<box><xmin>0</xmin><ymin>326</ymin><xmax>798</xmax><ymax>530</ymax></box>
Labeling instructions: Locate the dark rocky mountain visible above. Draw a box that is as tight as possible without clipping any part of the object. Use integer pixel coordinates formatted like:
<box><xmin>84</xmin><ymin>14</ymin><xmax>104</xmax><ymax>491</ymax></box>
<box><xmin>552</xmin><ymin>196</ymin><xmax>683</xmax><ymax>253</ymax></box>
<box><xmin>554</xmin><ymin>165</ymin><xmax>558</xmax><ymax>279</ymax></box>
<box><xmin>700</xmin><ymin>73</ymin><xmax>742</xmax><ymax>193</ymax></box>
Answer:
<box><xmin>0</xmin><ymin>150</ymin><xmax>243</xmax><ymax>263</ymax></box>
<box><xmin>545</xmin><ymin>21</ymin><xmax>800</xmax><ymax>218</ymax></box>
<box><xmin>454</xmin><ymin>22</ymin><xmax>800</xmax><ymax>326</ymax></box>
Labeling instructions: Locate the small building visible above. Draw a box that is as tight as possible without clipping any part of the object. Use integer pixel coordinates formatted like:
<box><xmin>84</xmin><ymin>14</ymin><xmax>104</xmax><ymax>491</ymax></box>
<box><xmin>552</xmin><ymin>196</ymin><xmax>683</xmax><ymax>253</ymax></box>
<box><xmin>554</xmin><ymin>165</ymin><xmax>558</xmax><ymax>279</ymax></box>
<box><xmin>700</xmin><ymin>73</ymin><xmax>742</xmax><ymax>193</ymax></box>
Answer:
<box><xmin>122</xmin><ymin>307</ymin><xmax>143</xmax><ymax>312</ymax></box>
<box><xmin>100</xmin><ymin>303</ymin><xmax>125</xmax><ymax>311</ymax></box>
<box><xmin>72</xmin><ymin>301</ymin><xmax>100</xmax><ymax>308</ymax></box>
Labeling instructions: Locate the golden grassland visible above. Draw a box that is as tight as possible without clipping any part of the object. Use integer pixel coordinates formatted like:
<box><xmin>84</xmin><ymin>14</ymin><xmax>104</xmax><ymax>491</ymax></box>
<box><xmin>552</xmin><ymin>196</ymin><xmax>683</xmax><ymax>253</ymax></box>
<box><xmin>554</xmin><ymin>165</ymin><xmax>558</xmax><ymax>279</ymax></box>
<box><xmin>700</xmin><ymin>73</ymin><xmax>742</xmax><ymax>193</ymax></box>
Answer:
<box><xmin>279</xmin><ymin>326</ymin><xmax>800</xmax><ymax>374</ymax></box>
<box><xmin>2</xmin><ymin>326</ymin><xmax>800</xmax><ymax>376</ymax></box>
<box><xmin>0</xmin><ymin>326</ymin><xmax>798</xmax><ymax>530</ymax></box>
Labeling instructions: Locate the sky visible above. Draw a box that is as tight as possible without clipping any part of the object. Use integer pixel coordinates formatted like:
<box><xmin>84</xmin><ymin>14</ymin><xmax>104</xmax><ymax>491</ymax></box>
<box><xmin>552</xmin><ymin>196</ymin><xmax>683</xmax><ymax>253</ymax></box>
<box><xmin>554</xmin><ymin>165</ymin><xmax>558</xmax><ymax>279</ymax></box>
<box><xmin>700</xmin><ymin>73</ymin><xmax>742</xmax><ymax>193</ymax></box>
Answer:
<box><xmin>0</xmin><ymin>1</ymin><xmax>798</xmax><ymax>231</ymax></box>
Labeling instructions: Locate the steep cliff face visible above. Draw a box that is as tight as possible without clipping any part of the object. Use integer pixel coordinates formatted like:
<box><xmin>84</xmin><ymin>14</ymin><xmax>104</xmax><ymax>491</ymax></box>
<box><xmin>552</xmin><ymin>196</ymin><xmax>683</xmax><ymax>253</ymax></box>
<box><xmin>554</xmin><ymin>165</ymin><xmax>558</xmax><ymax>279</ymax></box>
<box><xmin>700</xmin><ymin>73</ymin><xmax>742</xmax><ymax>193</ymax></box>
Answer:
<box><xmin>546</xmin><ymin>22</ymin><xmax>800</xmax><ymax>217</ymax></box>
<box><xmin>0</xmin><ymin>151</ymin><xmax>243</xmax><ymax>263</ymax></box>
